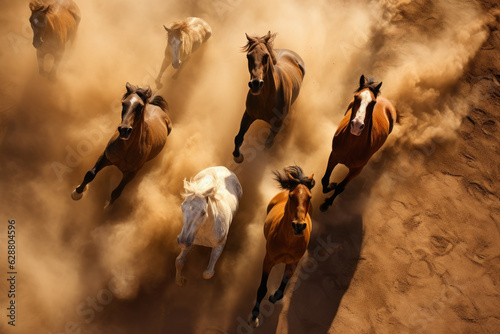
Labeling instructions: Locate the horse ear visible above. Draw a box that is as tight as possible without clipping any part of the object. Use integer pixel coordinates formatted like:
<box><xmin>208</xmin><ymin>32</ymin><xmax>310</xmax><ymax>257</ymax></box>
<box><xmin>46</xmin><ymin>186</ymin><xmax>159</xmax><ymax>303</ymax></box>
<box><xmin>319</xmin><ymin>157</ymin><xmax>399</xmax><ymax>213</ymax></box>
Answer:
<box><xmin>202</xmin><ymin>186</ymin><xmax>216</xmax><ymax>199</ymax></box>
<box><xmin>163</xmin><ymin>25</ymin><xmax>171</xmax><ymax>33</ymax></box>
<box><xmin>125</xmin><ymin>82</ymin><xmax>133</xmax><ymax>94</ymax></box>
<box><xmin>359</xmin><ymin>75</ymin><xmax>366</xmax><ymax>87</ymax></box>
<box><xmin>245</xmin><ymin>33</ymin><xmax>253</xmax><ymax>42</ymax></box>
<box><xmin>144</xmin><ymin>87</ymin><xmax>152</xmax><ymax>100</ymax></box>
<box><xmin>29</xmin><ymin>2</ymin><xmax>36</xmax><ymax>11</ymax></box>
<box><xmin>286</xmin><ymin>172</ymin><xmax>298</xmax><ymax>182</ymax></box>
<box><xmin>44</xmin><ymin>5</ymin><xmax>51</xmax><ymax>13</ymax></box>
<box><xmin>375</xmin><ymin>82</ymin><xmax>383</xmax><ymax>93</ymax></box>
<box><xmin>307</xmin><ymin>174</ymin><xmax>316</xmax><ymax>190</ymax></box>
<box><xmin>263</xmin><ymin>31</ymin><xmax>274</xmax><ymax>44</ymax></box>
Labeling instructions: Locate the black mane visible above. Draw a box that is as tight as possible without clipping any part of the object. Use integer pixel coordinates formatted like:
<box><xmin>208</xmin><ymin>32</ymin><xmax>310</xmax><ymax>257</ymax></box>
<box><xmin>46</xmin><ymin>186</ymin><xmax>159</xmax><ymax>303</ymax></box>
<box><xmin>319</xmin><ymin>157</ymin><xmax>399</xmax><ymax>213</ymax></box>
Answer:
<box><xmin>356</xmin><ymin>76</ymin><xmax>382</xmax><ymax>97</ymax></box>
<box><xmin>150</xmin><ymin>95</ymin><xmax>168</xmax><ymax>111</ymax></box>
<box><xmin>273</xmin><ymin>165</ymin><xmax>315</xmax><ymax>190</ymax></box>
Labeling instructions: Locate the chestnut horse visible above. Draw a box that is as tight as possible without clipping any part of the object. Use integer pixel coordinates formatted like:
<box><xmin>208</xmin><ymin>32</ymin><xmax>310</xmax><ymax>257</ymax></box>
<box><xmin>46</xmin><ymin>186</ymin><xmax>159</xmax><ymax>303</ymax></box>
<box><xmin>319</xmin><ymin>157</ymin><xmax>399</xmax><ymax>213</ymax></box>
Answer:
<box><xmin>232</xmin><ymin>32</ymin><xmax>305</xmax><ymax>163</ymax></box>
<box><xmin>249</xmin><ymin>166</ymin><xmax>314</xmax><ymax>327</ymax></box>
<box><xmin>320</xmin><ymin>75</ymin><xmax>398</xmax><ymax>212</ymax></box>
<box><xmin>155</xmin><ymin>17</ymin><xmax>212</xmax><ymax>88</ymax></box>
<box><xmin>29</xmin><ymin>0</ymin><xmax>81</xmax><ymax>78</ymax></box>
<box><xmin>71</xmin><ymin>83</ymin><xmax>172</xmax><ymax>205</ymax></box>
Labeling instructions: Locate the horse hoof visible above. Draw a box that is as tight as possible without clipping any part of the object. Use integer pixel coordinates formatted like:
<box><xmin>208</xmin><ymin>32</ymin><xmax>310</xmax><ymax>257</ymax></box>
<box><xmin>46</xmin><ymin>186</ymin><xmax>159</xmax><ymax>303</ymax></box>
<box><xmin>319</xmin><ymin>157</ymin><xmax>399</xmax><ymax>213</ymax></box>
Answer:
<box><xmin>248</xmin><ymin>317</ymin><xmax>260</xmax><ymax>328</ymax></box>
<box><xmin>71</xmin><ymin>189</ymin><xmax>83</xmax><ymax>201</ymax></box>
<box><xmin>265</xmin><ymin>140</ymin><xmax>274</xmax><ymax>149</ymax></box>
<box><xmin>155</xmin><ymin>81</ymin><xmax>163</xmax><ymax>90</ymax></box>
<box><xmin>320</xmin><ymin>202</ymin><xmax>330</xmax><ymax>212</ymax></box>
<box><xmin>233</xmin><ymin>154</ymin><xmax>244</xmax><ymax>164</ymax></box>
<box><xmin>203</xmin><ymin>270</ymin><xmax>214</xmax><ymax>279</ymax></box>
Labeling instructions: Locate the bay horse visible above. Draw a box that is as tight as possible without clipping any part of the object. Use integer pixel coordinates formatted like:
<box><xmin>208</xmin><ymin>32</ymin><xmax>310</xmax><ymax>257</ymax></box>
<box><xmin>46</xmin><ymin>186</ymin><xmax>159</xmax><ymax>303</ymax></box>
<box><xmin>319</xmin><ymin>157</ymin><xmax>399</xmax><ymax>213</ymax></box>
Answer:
<box><xmin>232</xmin><ymin>32</ymin><xmax>306</xmax><ymax>163</ymax></box>
<box><xmin>249</xmin><ymin>166</ymin><xmax>314</xmax><ymax>327</ymax></box>
<box><xmin>175</xmin><ymin>166</ymin><xmax>242</xmax><ymax>286</ymax></box>
<box><xmin>29</xmin><ymin>0</ymin><xmax>81</xmax><ymax>78</ymax></box>
<box><xmin>320</xmin><ymin>75</ymin><xmax>399</xmax><ymax>212</ymax></box>
<box><xmin>71</xmin><ymin>83</ymin><xmax>172</xmax><ymax>206</ymax></box>
<box><xmin>155</xmin><ymin>17</ymin><xmax>212</xmax><ymax>89</ymax></box>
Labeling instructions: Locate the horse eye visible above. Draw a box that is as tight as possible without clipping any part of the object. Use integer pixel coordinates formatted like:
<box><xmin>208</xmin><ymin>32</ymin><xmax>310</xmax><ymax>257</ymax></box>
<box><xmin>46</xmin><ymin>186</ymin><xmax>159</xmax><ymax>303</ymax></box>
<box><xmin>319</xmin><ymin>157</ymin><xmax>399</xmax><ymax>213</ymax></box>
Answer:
<box><xmin>201</xmin><ymin>211</ymin><xmax>206</xmax><ymax>216</ymax></box>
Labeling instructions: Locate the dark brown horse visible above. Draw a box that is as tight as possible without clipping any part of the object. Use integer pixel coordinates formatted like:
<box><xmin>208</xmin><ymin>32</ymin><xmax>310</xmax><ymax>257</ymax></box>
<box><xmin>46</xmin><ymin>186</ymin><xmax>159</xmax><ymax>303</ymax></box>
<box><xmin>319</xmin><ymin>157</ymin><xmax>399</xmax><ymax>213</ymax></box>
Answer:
<box><xmin>249</xmin><ymin>166</ymin><xmax>314</xmax><ymax>327</ymax></box>
<box><xmin>232</xmin><ymin>32</ymin><xmax>305</xmax><ymax>163</ymax></box>
<box><xmin>71</xmin><ymin>83</ymin><xmax>172</xmax><ymax>206</ymax></box>
<box><xmin>29</xmin><ymin>0</ymin><xmax>81</xmax><ymax>78</ymax></box>
<box><xmin>320</xmin><ymin>75</ymin><xmax>399</xmax><ymax>211</ymax></box>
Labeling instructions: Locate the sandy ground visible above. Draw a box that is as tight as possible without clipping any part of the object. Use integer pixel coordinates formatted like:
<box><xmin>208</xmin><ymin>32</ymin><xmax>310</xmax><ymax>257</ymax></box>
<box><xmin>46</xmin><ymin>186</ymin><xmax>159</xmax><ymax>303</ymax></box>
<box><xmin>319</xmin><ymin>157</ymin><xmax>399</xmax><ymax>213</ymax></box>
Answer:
<box><xmin>0</xmin><ymin>0</ymin><xmax>499</xmax><ymax>334</ymax></box>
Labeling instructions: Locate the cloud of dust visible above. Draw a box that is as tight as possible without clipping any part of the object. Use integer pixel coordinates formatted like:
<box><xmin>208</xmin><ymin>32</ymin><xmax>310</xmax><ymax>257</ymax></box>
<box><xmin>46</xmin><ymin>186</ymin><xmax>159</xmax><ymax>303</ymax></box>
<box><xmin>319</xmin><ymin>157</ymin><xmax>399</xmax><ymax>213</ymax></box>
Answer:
<box><xmin>0</xmin><ymin>0</ymin><xmax>492</xmax><ymax>333</ymax></box>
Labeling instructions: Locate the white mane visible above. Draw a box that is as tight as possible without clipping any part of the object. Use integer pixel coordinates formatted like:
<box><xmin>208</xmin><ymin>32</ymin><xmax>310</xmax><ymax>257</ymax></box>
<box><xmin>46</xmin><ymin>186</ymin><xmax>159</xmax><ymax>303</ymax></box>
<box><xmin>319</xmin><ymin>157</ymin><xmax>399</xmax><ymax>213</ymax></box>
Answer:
<box><xmin>181</xmin><ymin>176</ymin><xmax>219</xmax><ymax>200</ymax></box>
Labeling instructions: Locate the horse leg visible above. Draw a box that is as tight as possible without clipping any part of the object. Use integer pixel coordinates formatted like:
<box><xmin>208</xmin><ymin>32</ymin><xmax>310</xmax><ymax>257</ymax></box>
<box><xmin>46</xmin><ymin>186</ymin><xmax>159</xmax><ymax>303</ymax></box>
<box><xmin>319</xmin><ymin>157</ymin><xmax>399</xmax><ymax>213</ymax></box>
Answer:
<box><xmin>37</xmin><ymin>50</ymin><xmax>45</xmax><ymax>76</ymax></box>
<box><xmin>72</xmin><ymin>153</ymin><xmax>111</xmax><ymax>200</ymax></box>
<box><xmin>269</xmin><ymin>263</ymin><xmax>297</xmax><ymax>303</ymax></box>
<box><xmin>320</xmin><ymin>166</ymin><xmax>364</xmax><ymax>212</ymax></box>
<box><xmin>175</xmin><ymin>245</ymin><xmax>193</xmax><ymax>287</ymax></box>
<box><xmin>249</xmin><ymin>254</ymin><xmax>273</xmax><ymax>328</ymax></box>
<box><xmin>107</xmin><ymin>170</ymin><xmax>137</xmax><ymax>206</ymax></box>
<box><xmin>265</xmin><ymin>117</ymin><xmax>283</xmax><ymax>149</ymax></box>
<box><xmin>321</xmin><ymin>151</ymin><xmax>339</xmax><ymax>194</ymax></box>
<box><xmin>49</xmin><ymin>51</ymin><xmax>63</xmax><ymax>80</ymax></box>
<box><xmin>233</xmin><ymin>111</ymin><xmax>255</xmax><ymax>163</ymax></box>
<box><xmin>203</xmin><ymin>242</ymin><xmax>225</xmax><ymax>279</ymax></box>
<box><xmin>155</xmin><ymin>52</ymin><xmax>172</xmax><ymax>89</ymax></box>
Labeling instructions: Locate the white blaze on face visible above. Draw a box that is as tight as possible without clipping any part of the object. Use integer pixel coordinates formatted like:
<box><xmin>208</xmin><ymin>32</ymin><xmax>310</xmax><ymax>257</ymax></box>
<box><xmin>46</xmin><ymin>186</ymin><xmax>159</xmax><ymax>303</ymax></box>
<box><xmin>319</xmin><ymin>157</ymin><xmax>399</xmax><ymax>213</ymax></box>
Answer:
<box><xmin>178</xmin><ymin>197</ymin><xmax>207</xmax><ymax>248</ymax></box>
<box><xmin>170</xmin><ymin>37</ymin><xmax>182</xmax><ymax>68</ymax></box>
<box><xmin>350</xmin><ymin>90</ymin><xmax>372</xmax><ymax>136</ymax></box>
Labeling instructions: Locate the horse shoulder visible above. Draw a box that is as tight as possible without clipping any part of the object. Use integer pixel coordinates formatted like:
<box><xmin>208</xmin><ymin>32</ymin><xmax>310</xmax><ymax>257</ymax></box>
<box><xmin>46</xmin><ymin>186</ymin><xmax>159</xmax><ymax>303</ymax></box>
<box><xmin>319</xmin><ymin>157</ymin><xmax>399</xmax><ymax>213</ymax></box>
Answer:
<box><xmin>266</xmin><ymin>191</ymin><xmax>287</xmax><ymax>214</ymax></box>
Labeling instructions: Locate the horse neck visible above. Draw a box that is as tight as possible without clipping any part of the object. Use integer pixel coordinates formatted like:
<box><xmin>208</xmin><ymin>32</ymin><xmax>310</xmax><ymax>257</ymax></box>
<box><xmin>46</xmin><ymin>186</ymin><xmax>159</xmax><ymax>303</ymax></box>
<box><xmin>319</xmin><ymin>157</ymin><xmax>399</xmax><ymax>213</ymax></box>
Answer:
<box><xmin>278</xmin><ymin>192</ymin><xmax>301</xmax><ymax>236</ymax></box>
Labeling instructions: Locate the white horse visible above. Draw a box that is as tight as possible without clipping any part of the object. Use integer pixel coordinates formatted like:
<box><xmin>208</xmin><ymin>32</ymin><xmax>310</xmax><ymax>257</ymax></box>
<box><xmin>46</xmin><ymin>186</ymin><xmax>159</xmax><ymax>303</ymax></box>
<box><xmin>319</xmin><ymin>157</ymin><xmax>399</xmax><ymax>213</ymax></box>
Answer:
<box><xmin>176</xmin><ymin>166</ymin><xmax>242</xmax><ymax>286</ymax></box>
<box><xmin>155</xmin><ymin>17</ymin><xmax>212</xmax><ymax>88</ymax></box>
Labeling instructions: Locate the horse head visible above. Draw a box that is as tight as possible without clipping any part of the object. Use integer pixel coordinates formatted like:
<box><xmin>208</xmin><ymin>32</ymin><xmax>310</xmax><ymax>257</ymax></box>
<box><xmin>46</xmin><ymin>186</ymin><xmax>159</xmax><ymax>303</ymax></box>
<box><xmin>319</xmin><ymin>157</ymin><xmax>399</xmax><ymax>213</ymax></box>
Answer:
<box><xmin>178</xmin><ymin>180</ymin><xmax>216</xmax><ymax>249</ymax></box>
<box><xmin>243</xmin><ymin>31</ymin><xmax>277</xmax><ymax>95</ymax></box>
<box><xmin>164</xmin><ymin>24</ymin><xmax>186</xmax><ymax>69</ymax></box>
<box><xmin>350</xmin><ymin>75</ymin><xmax>382</xmax><ymax>136</ymax></box>
<box><xmin>274</xmin><ymin>166</ymin><xmax>315</xmax><ymax>236</ymax></box>
<box><xmin>119</xmin><ymin>83</ymin><xmax>152</xmax><ymax>140</ymax></box>
<box><xmin>29</xmin><ymin>2</ymin><xmax>51</xmax><ymax>49</ymax></box>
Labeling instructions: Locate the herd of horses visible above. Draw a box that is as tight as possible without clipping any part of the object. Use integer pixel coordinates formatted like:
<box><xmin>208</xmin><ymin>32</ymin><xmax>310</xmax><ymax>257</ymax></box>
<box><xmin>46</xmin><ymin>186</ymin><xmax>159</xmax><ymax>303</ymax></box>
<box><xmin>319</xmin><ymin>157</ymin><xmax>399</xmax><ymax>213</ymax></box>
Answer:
<box><xmin>29</xmin><ymin>0</ymin><xmax>399</xmax><ymax>326</ymax></box>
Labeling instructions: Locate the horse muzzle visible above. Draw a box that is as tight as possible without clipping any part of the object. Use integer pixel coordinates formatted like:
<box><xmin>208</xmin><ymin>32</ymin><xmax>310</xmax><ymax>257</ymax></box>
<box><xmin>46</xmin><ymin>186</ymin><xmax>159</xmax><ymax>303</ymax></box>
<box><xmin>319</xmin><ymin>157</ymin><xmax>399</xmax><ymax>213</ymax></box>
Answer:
<box><xmin>291</xmin><ymin>221</ymin><xmax>307</xmax><ymax>236</ymax></box>
<box><xmin>350</xmin><ymin>120</ymin><xmax>365</xmax><ymax>136</ymax></box>
<box><xmin>177</xmin><ymin>235</ymin><xmax>193</xmax><ymax>250</ymax></box>
<box><xmin>33</xmin><ymin>37</ymin><xmax>43</xmax><ymax>49</ymax></box>
<box><xmin>118</xmin><ymin>126</ymin><xmax>133</xmax><ymax>140</ymax></box>
<box><xmin>172</xmin><ymin>60</ymin><xmax>182</xmax><ymax>69</ymax></box>
<box><xmin>248</xmin><ymin>79</ymin><xmax>264</xmax><ymax>95</ymax></box>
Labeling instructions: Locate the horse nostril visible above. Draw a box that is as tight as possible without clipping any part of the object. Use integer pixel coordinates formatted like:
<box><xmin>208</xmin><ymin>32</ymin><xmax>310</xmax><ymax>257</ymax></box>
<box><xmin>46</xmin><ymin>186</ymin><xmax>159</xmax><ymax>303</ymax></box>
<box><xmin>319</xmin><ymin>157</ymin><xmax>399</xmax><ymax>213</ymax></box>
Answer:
<box><xmin>126</xmin><ymin>127</ymin><xmax>132</xmax><ymax>135</ymax></box>
<box><xmin>259</xmin><ymin>80</ymin><xmax>264</xmax><ymax>88</ymax></box>
<box><xmin>360</xmin><ymin>124</ymin><xmax>365</xmax><ymax>130</ymax></box>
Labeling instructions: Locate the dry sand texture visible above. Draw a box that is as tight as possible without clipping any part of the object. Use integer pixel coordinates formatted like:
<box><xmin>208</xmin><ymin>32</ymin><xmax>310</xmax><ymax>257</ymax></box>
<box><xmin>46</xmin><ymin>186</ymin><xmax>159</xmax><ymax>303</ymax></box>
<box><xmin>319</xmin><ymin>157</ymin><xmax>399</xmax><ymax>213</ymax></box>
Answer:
<box><xmin>0</xmin><ymin>0</ymin><xmax>499</xmax><ymax>333</ymax></box>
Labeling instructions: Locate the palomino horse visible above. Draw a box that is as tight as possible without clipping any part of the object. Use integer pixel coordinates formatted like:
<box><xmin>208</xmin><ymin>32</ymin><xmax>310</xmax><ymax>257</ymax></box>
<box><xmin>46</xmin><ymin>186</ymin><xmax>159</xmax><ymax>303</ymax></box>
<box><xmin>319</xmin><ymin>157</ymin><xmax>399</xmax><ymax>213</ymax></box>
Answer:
<box><xmin>320</xmin><ymin>75</ymin><xmax>399</xmax><ymax>212</ymax></box>
<box><xmin>176</xmin><ymin>166</ymin><xmax>242</xmax><ymax>286</ymax></box>
<box><xmin>249</xmin><ymin>166</ymin><xmax>314</xmax><ymax>327</ymax></box>
<box><xmin>232</xmin><ymin>32</ymin><xmax>306</xmax><ymax>163</ymax></box>
<box><xmin>29</xmin><ymin>0</ymin><xmax>81</xmax><ymax>78</ymax></box>
<box><xmin>155</xmin><ymin>17</ymin><xmax>212</xmax><ymax>88</ymax></box>
<box><xmin>71</xmin><ymin>83</ymin><xmax>172</xmax><ymax>205</ymax></box>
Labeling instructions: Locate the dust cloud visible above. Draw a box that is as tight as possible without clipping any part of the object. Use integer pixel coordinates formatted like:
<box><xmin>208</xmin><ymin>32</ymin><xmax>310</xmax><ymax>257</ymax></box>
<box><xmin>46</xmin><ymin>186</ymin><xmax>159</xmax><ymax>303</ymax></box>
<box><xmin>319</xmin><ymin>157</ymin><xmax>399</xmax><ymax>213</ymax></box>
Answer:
<box><xmin>0</xmin><ymin>0</ymin><xmax>492</xmax><ymax>333</ymax></box>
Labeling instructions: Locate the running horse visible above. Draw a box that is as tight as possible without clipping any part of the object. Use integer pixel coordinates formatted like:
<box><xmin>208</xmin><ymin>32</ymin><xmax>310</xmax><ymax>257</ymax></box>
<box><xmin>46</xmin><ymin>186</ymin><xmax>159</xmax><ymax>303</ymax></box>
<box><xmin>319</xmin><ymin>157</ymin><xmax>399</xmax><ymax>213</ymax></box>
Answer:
<box><xmin>320</xmin><ymin>75</ymin><xmax>399</xmax><ymax>212</ymax></box>
<box><xmin>232</xmin><ymin>32</ymin><xmax>305</xmax><ymax>163</ymax></box>
<box><xmin>249</xmin><ymin>166</ymin><xmax>314</xmax><ymax>327</ymax></box>
<box><xmin>71</xmin><ymin>83</ymin><xmax>173</xmax><ymax>206</ymax></box>
<box><xmin>155</xmin><ymin>17</ymin><xmax>212</xmax><ymax>88</ymax></box>
<box><xmin>29</xmin><ymin>0</ymin><xmax>81</xmax><ymax>78</ymax></box>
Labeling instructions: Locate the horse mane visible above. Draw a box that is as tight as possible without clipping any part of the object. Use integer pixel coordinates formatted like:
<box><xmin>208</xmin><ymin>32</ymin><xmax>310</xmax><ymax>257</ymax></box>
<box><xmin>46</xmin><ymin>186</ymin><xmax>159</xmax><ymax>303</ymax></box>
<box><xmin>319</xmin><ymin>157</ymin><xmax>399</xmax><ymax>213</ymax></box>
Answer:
<box><xmin>29</xmin><ymin>1</ymin><xmax>51</xmax><ymax>12</ymax></box>
<box><xmin>273</xmin><ymin>165</ymin><xmax>315</xmax><ymax>190</ymax></box>
<box><xmin>150</xmin><ymin>95</ymin><xmax>168</xmax><ymax>111</ymax></box>
<box><xmin>242</xmin><ymin>32</ymin><xmax>278</xmax><ymax>65</ymax></box>
<box><xmin>169</xmin><ymin>20</ymin><xmax>190</xmax><ymax>35</ymax></box>
<box><xmin>356</xmin><ymin>76</ymin><xmax>382</xmax><ymax>97</ymax></box>
<box><xmin>182</xmin><ymin>177</ymin><xmax>219</xmax><ymax>200</ymax></box>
